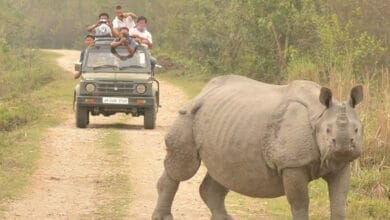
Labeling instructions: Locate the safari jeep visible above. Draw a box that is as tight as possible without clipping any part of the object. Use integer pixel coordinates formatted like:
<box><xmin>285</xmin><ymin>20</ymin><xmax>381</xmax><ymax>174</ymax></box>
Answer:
<box><xmin>74</xmin><ymin>38</ymin><xmax>160</xmax><ymax>129</ymax></box>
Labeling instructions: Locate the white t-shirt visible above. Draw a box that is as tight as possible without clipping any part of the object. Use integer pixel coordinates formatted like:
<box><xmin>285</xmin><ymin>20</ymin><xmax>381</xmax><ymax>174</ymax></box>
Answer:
<box><xmin>113</xmin><ymin>16</ymin><xmax>135</xmax><ymax>31</ymax></box>
<box><xmin>130</xmin><ymin>28</ymin><xmax>153</xmax><ymax>49</ymax></box>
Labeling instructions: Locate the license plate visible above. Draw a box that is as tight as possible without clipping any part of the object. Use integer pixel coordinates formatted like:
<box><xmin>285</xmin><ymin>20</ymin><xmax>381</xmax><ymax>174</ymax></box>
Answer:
<box><xmin>102</xmin><ymin>97</ymin><xmax>129</xmax><ymax>104</ymax></box>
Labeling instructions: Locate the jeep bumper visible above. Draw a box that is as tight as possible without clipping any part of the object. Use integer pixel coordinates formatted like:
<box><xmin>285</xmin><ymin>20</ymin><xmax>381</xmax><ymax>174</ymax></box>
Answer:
<box><xmin>76</xmin><ymin>96</ymin><xmax>155</xmax><ymax>108</ymax></box>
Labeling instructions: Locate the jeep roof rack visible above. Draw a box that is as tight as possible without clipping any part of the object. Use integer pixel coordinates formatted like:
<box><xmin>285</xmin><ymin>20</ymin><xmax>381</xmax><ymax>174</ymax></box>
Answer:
<box><xmin>94</xmin><ymin>37</ymin><xmax>115</xmax><ymax>44</ymax></box>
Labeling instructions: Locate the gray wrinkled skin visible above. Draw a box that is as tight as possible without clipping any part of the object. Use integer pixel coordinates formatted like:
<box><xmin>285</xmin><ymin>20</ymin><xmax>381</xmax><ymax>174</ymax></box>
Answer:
<box><xmin>152</xmin><ymin>75</ymin><xmax>364</xmax><ymax>220</ymax></box>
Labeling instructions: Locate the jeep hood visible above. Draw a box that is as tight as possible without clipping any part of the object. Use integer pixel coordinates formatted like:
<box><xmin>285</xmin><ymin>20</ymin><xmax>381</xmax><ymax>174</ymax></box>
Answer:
<box><xmin>82</xmin><ymin>73</ymin><xmax>152</xmax><ymax>81</ymax></box>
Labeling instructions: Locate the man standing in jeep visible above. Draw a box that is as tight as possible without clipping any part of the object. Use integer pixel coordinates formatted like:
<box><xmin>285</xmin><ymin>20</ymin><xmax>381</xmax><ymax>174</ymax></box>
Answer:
<box><xmin>74</xmin><ymin>34</ymin><xmax>95</xmax><ymax>79</ymax></box>
<box><xmin>113</xmin><ymin>5</ymin><xmax>137</xmax><ymax>35</ymax></box>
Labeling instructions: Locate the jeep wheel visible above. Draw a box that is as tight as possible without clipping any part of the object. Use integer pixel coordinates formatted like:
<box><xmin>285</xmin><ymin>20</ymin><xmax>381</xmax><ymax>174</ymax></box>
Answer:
<box><xmin>76</xmin><ymin>103</ymin><xmax>89</xmax><ymax>128</ymax></box>
<box><xmin>144</xmin><ymin>107</ymin><xmax>156</xmax><ymax>129</ymax></box>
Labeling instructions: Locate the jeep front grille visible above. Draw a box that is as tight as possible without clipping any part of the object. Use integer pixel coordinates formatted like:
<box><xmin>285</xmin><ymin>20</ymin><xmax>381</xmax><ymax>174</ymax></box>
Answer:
<box><xmin>95</xmin><ymin>81</ymin><xmax>135</xmax><ymax>95</ymax></box>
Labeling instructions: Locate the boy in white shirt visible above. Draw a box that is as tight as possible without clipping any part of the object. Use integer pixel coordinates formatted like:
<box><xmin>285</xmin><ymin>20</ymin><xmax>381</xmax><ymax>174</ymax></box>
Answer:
<box><xmin>130</xmin><ymin>16</ymin><xmax>156</xmax><ymax>70</ymax></box>
<box><xmin>130</xmin><ymin>16</ymin><xmax>153</xmax><ymax>49</ymax></box>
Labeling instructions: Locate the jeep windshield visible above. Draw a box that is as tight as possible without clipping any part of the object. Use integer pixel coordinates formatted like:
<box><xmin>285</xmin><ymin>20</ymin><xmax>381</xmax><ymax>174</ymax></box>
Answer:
<box><xmin>84</xmin><ymin>46</ymin><xmax>150</xmax><ymax>73</ymax></box>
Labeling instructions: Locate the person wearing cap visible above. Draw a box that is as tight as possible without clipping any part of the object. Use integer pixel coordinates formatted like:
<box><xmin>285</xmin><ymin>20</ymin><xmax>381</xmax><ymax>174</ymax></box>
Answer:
<box><xmin>87</xmin><ymin>12</ymin><xmax>114</xmax><ymax>37</ymax></box>
<box><xmin>111</xmin><ymin>27</ymin><xmax>138</xmax><ymax>57</ymax></box>
<box><xmin>113</xmin><ymin>5</ymin><xmax>137</xmax><ymax>35</ymax></box>
<box><xmin>74</xmin><ymin>35</ymin><xmax>95</xmax><ymax>79</ymax></box>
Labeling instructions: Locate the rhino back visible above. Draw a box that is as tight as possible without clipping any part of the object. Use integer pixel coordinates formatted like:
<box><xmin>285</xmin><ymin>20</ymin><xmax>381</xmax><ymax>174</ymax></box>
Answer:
<box><xmin>191</xmin><ymin>76</ymin><xmax>325</xmax><ymax>197</ymax></box>
<box><xmin>193</xmin><ymin>76</ymin><xmax>287</xmax><ymax>197</ymax></box>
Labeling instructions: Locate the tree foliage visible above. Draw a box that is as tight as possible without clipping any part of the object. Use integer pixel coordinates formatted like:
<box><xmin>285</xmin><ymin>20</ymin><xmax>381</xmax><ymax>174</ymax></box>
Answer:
<box><xmin>147</xmin><ymin>0</ymin><xmax>388</xmax><ymax>81</ymax></box>
<box><xmin>1</xmin><ymin>0</ymin><xmax>388</xmax><ymax>80</ymax></box>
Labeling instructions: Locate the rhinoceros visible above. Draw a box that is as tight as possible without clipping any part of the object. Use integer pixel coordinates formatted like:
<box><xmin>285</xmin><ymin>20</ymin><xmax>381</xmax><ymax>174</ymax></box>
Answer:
<box><xmin>152</xmin><ymin>75</ymin><xmax>363</xmax><ymax>220</ymax></box>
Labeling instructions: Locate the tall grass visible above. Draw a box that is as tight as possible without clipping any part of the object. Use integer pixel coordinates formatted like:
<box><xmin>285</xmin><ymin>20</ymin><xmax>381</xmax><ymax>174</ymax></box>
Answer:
<box><xmin>0</xmin><ymin>48</ymin><xmax>60</xmax><ymax>131</ymax></box>
<box><xmin>360</xmin><ymin>69</ymin><xmax>390</xmax><ymax>168</ymax></box>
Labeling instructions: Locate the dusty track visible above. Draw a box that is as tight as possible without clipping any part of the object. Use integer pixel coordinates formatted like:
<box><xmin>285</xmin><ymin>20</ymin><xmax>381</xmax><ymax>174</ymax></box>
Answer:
<box><xmin>4</xmin><ymin>50</ymin><xmax>210</xmax><ymax>219</ymax></box>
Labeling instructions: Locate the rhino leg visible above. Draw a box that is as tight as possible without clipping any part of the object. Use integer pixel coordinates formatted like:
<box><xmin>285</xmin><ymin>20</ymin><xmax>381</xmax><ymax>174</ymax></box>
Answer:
<box><xmin>199</xmin><ymin>173</ymin><xmax>233</xmax><ymax>220</ymax></box>
<box><xmin>282</xmin><ymin>167</ymin><xmax>309</xmax><ymax>220</ymax></box>
<box><xmin>153</xmin><ymin>110</ymin><xmax>201</xmax><ymax>219</ymax></box>
<box><xmin>152</xmin><ymin>171</ymin><xmax>178</xmax><ymax>220</ymax></box>
<box><xmin>323</xmin><ymin>164</ymin><xmax>350</xmax><ymax>220</ymax></box>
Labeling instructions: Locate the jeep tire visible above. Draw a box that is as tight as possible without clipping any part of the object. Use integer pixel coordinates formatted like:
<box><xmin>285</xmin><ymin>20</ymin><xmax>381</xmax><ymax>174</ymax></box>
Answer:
<box><xmin>76</xmin><ymin>103</ymin><xmax>89</xmax><ymax>128</ymax></box>
<box><xmin>144</xmin><ymin>107</ymin><xmax>156</xmax><ymax>129</ymax></box>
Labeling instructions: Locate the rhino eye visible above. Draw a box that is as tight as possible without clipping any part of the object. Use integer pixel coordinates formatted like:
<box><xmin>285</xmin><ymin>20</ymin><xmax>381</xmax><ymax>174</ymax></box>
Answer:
<box><xmin>326</xmin><ymin>128</ymin><xmax>331</xmax><ymax>134</ymax></box>
<box><xmin>354</xmin><ymin>128</ymin><xmax>358</xmax><ymax>133</ymax></box>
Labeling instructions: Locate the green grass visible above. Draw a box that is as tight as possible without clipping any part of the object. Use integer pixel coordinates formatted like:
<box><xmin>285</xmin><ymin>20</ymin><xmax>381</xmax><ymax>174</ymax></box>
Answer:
<box><xmin>0</xmin><ymin>123</ymin><xmax>43</xmax><ymax>213</ymax></box>
<box><xmin>0</xmin><ymin>50</ymin><xmax>75</xmax><ymax>214</ymax></box>
<box><xmin>94</xmin><ymin>122</ymin><xmax>132</xmax><ymax>219</ymax></box>
<box><xmin>94</xmin><ymin>173</ymin><xmax>132</xmax><ymax>219</ymax></box>
<box><xmin>225</xmin><ymin>173</ymin><xmax>390</xmax><ymax>219</ymax></box>
<box><xmin>158</xmin><ymin>70</ymin><xmax>209</xmax><ymax>98</ymax></box>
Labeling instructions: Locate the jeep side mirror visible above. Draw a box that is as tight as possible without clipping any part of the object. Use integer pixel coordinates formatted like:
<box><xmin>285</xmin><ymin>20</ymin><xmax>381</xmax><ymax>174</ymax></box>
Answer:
<box><xmin>74</xmin><ymin>62</ymin><xmax>82</xmax><ymax>72</ymax></box>
<box><xmin>151</xmin><ymin>64</ymin><xmax>162</xmax><ymax>77</ymax></box>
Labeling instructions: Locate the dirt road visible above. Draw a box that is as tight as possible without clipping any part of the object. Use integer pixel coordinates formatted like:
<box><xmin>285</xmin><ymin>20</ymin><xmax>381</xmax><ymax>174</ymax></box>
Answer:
<box><xmin>4</xmin><ymin>50</ymin><xmax>210</xmax><ymax>219</ymax></box>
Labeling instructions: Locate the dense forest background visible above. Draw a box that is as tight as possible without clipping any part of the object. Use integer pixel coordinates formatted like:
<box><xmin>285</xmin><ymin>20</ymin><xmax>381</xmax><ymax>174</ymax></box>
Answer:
<box><xmin>4</xmin><ymin>0</ymin><xmax>388</xmax><ymax>166</ymax></box>
<box><xmin>1</xmin><ymin>0</ymin><xmax>389</xmax><ymax>80</ymax></box>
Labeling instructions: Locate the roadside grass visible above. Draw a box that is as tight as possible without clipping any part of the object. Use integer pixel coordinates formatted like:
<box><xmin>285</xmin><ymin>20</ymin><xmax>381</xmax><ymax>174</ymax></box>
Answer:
<box><xmin>0</xmin><ymin>51</ymin><xmax>75</xmax><ymax>214</ymax></box>
<box><xmin>162</xmin><ymin>71</ymin><xmax>390</xmax><ymax>219</ymax></box>
<box><xmin>94</xmin><ymin>120</ymin><xmax>132</xmax><ymax>219</ymax></box>
<box><xmin>158</xmin><ymin>70</ymin><xmax>209</xmax><ymax>99</ymax></box>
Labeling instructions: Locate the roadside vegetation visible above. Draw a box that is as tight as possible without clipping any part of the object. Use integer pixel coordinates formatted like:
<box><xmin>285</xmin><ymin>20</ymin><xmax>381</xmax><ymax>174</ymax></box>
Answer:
<box><xmin>0</xmin><ymin>49</ymin><xmax>75</xmax><ymax>213</ymax></box>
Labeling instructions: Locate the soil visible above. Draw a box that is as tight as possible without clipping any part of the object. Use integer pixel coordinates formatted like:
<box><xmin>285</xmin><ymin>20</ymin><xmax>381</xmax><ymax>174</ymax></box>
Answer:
<box><xmin>156</xmin><ymin>55</ymin><xmax>185</xmax><ymax>71</ymax></box>
<box><xmin>4</xmin><ymin>50</ymin><xmax>210</xmax><ymax>219</ymax></box>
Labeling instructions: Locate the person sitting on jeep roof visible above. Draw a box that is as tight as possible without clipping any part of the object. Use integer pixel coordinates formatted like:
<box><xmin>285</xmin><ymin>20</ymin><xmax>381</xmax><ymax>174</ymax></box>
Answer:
<box><xmin>110</xmin><ymin>26</ymin><xmax>138</xmax><ymax>57</ymax></box>
<box><xmin>113</xmin><ymin>5</ymin><xmax>137</xmax><ymax>36</ymax></box>
<box><xmin>87</xmin><ymin>12</ymin><xmax>114</xmax><ymax>37</ymax></box>
<box><xmin>74</xmin><ymin>34</ymin><xmax>95</xmax><ymax>79</ymax></box>
<box><xmin>130</xmin><ymin>16</ymin><xmax>157</xmax><ymax>70</ymax></box>
<box><xmin>130</xmin><ymin>16</ymin><xmax>152</xmax><ymax>49</ymax></box>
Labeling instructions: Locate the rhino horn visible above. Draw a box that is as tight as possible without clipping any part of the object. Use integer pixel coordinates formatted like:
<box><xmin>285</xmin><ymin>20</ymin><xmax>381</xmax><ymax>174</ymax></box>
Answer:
<box><xmin>336</xmin><ymin>104</ymin><xmax>349</xmax><ymax>127</ymax></box>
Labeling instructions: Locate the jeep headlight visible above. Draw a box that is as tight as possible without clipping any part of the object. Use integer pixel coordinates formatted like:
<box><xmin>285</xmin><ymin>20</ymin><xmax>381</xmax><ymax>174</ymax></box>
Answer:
<box><xmin>85</xmin><ymin>83</ymin><xmax>96</xmax><ymax>93</ymax></box>
<box><xmin>136</xmin><ymin>84</ymin><xmax>147</xmax><ymax>94</ymax></box>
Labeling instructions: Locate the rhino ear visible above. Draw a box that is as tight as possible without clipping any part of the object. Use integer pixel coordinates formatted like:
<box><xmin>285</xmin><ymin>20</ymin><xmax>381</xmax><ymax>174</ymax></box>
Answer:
<box><xmin>319</xmin><ymin>87</ymin><xmax>332</xmax><ymax>108</ymax></box>
<box><xmin>349</xmin><ymin>85</ymin><xmax>363</xmax><ymax>108</ymax></box>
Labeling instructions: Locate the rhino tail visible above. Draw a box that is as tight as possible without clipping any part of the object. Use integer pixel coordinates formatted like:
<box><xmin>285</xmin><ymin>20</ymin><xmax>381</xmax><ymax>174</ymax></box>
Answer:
<box><xmin>177</xmin><ymin>96</ymin><xmax>204</xmax><ymax>116</ymax></box>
